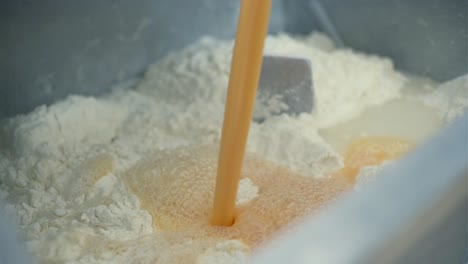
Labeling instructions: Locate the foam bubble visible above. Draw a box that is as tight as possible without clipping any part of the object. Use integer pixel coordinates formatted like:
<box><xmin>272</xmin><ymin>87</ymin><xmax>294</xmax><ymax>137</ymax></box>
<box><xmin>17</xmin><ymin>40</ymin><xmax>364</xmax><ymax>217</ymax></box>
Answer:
<box><xmin>124</xmin><ymin>145</ymin><xmax>350</xmax><ymax>248</ymax></box>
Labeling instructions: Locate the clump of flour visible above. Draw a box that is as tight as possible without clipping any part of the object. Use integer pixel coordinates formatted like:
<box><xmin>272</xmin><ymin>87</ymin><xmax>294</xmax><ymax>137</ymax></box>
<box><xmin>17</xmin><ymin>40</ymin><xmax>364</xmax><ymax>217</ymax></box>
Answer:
<box><xmin>353</xmin><ymin>161</ymin><xmax>396</xmax><ymax>191</ymax></box>
<box><xmin>420</xmin><ymin>75</ymin><xmax>468</xmax><ymax>123</ymax></box>
<box><xmin>198</xmin><ymin>240</ymin><xmax>250</xmax><ymax>264</ymax></box>
<box><xmin>0</xmin><ymin>97</ymin><xmax>153</xmax><ymax>263</ymax></box>
<box><xmin>136</xmin><ymin>33</ymin><xmax>406</xmax><ymax>177</ymax></box>
<box><xmin>0</xmin><ymin>32</ymin><xmax>415</xmax><ymax>263</ymax></box>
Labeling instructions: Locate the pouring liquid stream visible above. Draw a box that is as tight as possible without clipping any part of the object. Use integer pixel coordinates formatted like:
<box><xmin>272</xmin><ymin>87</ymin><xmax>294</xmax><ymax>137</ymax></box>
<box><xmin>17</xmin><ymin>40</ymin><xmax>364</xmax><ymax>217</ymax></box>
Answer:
<box><xmin>211</xmin><ymin>0</ymin><xmax>272</xmax><ymax>226</ymax></box>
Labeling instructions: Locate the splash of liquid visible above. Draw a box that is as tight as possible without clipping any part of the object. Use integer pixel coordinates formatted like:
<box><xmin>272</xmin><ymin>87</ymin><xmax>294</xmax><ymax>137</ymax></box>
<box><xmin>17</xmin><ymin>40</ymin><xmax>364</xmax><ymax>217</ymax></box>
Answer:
<box><xmin>124</xmin><ymin>145</ymin><xmax>350</xmax><ymax>247</ymax></box>
<box><xmin>120</xmin><ymin>137</ymin><xmax>412</xmax><ymax>263</ymax></box>
<box><xmin>337</xmin><ymin>137</ymin><xmax>412</xmax><ymax>182</ymax></box>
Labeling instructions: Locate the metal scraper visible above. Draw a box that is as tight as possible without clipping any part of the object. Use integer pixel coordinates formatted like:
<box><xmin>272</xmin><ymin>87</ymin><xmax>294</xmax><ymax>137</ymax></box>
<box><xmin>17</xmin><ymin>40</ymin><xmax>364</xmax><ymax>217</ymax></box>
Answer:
<box><xmin>254</xmin><ymin>55</ymin><xmax>314</xmax><ymax>122</ymax></box>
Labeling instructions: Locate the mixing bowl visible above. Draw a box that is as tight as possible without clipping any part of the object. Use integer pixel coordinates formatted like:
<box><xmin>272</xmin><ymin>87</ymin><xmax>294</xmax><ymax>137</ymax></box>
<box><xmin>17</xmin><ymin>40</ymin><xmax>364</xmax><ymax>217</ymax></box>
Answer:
<box><xmin>0</xmin><ymin>1</ymin><xmax>466</xmax><ymax>263</ymax></box>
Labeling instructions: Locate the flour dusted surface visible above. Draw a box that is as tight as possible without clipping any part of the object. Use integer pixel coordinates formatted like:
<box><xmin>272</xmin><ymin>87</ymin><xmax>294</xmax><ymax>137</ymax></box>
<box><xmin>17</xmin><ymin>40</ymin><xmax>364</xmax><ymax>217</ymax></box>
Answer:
<box><xmin>0</xmin><ymin>33</ymin><xmax>424</xmax><ymax>264</ymax></box>
<box><xmin>136</xmin><ymin>33</ymin><xmax>406</xmax><ymax>177</ymax></box>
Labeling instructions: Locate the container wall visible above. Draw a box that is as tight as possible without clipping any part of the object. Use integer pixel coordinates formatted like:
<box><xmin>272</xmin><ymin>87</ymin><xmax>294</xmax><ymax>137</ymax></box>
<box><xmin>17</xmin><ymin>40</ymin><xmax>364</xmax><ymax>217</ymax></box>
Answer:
<box><xmin>1</xmin><ymin>0</ymin><xmax>466</xmax><ymax>119</ymax></box>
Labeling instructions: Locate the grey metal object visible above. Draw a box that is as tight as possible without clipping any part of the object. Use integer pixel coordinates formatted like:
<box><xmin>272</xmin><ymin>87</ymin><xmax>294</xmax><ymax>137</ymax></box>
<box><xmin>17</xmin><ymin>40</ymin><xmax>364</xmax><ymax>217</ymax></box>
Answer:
<box><xmin>255</xmin><ymin>55</ymin><xmax>313</xmax><ymax>121</ymax></box>
<box><xmin>0</xmin><ymin>1</ymin><xmax>467</xmax><ymax>263</ymax></box>
<box><xmin>0</xmin><ymin>0</ymin><xmax>284</xmax><ymax>119</ymax></box>
<box><xmin>0</xmin><ymin>208</ymin><xmax>33</xmax><ymax>264</ymax></box>
<box><xmin>283</xmin><ymin>0</ymin><xmax>468</xmax><ymax>81</ymax></box>
<box><xmin>0</xmin><ymin>0</ymin><xmax>240</xmax><ymax>119</ymax></box>
<box><xmin>0</xmin><ymin>0</ymin><xmax>467</xmax><ymax>119</ymax></box>
<box><xmin>308</xmin><ymin>0</ymin><xmax>344</xmax><ymax>47</ymax></box>
<box><xmin>250</xmin><ymin>112</ymin><xmax>468</xmax><ymax>264</ymax></box>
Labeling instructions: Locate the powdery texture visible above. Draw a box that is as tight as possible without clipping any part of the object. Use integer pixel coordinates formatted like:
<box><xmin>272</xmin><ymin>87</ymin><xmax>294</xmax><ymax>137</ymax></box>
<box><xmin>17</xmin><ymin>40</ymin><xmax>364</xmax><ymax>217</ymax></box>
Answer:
<box><xmin>136</xmin><ymin>33</ymin><xmax>406</xmax><ymax>177</ymax></box>
<box><xmin>421</xmin><ymin>75</ymin><xmax>468</xmax><ymax>123</ymax></box>
<box><xmin>0</xmin><ymin>97</ymin><xmax>153</xmax><ymax>264</ymax></box>
<box><xmin>0</xmin><ymin>33</ymin><xmax>414</xmax><ymax>264</ymax></box>
<box><xmin>123</xmin><ymin>145</ymin><xmax>350</xmax><ymax>262</ymax></box>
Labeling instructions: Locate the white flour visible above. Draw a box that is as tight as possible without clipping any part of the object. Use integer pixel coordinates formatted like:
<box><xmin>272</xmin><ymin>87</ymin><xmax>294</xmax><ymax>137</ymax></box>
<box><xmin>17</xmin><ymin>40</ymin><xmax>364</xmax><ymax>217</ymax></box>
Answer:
<box><xmin>0</xmin><ymin>32</ymin><xmax>453</xmax><ymax>264</ymax></box>
<box><xmin>420</xmin><ymin>74</ymin><xmax>468</xmax><ymax>123</ymax></box>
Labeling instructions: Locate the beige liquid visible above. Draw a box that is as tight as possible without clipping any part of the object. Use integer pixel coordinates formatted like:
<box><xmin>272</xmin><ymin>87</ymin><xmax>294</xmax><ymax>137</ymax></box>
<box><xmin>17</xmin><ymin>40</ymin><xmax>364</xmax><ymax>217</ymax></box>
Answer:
<box><xmin>124</xmin><ymin>146</ymin><xmax>351</xmax><ymax>248</ymax></box>
<box><xmin>337</xmin><ymin>137</ymin><xmax>412</xmax><ymax>182</ymax></box>
<box><xmin>212</xmin><ymin>0</ymin><xmax>272</xmax><ymax>226</ymax></box>
<box><xmin>123</xmin><ymin>137</ymin><xmax>411</xmax><ymax>253</ymax></box>
<box><xmin>119</xmin><ymin>0</ymin><xmax>419</xmax><ymax>256</ymax></box>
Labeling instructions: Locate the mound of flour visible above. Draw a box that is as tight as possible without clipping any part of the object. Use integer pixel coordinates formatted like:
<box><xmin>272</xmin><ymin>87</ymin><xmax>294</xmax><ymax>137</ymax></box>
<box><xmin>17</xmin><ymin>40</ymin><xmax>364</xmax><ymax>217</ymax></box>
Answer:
<box><xmin>137</xmin><ymin>33</ymin><xmax>407</xmax><ymax>176</ymax></box>
<box><xmin>0</xmin><ymin>33</ymin><xmax>408</xmax><ymax>263</ymax></box>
